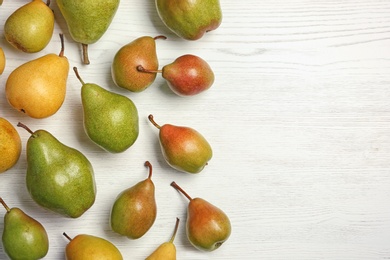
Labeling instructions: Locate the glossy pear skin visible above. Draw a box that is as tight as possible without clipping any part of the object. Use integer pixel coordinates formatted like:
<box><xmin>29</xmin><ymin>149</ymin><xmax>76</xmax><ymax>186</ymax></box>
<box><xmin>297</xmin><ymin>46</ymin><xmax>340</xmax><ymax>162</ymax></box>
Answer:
<box><xmin>0</xmin><ymin>118</ymin><xmax>21</xmax><ymax>173</ymax></box>
<box><xmin>112</xmin><ymin>36</ymin><xmax>160</xmax><ymax>92</ymax></box>
<box><xmin>4</xmin><ymin>0</ymin><xmax>54</xmax><ymax>53</ymax></box>
<box><xmin>25</xmin><ymin>128</ymin><xmax>96</xmax><ymax>218</ymax></box>
<box><xmin>149</xmin><ymin>115</ymin><xmax>212</xmax><ymax>173</ymax></box>
<box><xmin>1</xmin><ymin>198</ymin><xmax>49</xmax><ymax>260</ymax></box>
<box><xmin>156</xmin><ymin>0</ymin><xmax>222</xmax><ymax>40</ymax></box>
<box><xmin>65</xmin><ymin>234</ymin><xmax>123</xmax><ymax>260</ymax></box>
<box><xmin>110</xmin><ymin>161</ymin><xmax>156</xmax><ymax>239</ymax></box>
<box><xmin>78</xmin><ymin>70</ymin><xmax>139</xmax><ymax>153</ymax></box>
<box><xmin>162</xmin><ymin>54</ymin><xmax>214</xmax><ymax>96</ymax></box>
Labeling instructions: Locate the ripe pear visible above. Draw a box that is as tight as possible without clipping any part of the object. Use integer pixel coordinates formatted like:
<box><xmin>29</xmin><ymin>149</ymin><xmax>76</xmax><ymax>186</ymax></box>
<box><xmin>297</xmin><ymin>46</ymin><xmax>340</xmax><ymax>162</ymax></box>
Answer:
<box><xmin>138</xmin><ymin>54</ymin><xmax>214</xmax><ymax>96</ymax></box>
<box><xmin>110</xmin><ymin>161</ymin><xmax>157</xmax><ymax>239</ymax></box>
<box><xmin>148</xmin><ymin>114</ymin><xmax>212</xmax><ymax>173</ymax></box>
<box><xmin>155</xmin><ymin>0</ymin><xmax>222</xmax><ymax>40</ymax></box>
<box><xmin>171</xmin><ymin>182</ymin><xmax>231</xmax><ymax>251</ymax></box>
<box><xmin>145</xmin><ymin>218</ymin><xmax>180</xmax><ymax>260</ymax></box>
<box><xmin>0</xmin><ymin>47</ymin><xmax>5</xmax><ymax>74</ymax></box>
<box><xmin>112</xmin><ymin>35</ymin><xmax>166</xmax><ymax>92</ymax></box>
<box><xmin>74</xmin><ymin>67</ymin><xmax>139</xmax><ymax>153</ymax></box>
<box><xmin>0</xmin><ymin>198</ymin><xmax>49</xmax><ymax>260</ymax></box>
<box><xmin>18</xmin><ymin>123</ymin><xmax>96</xmax><ymax>218</ymax></box>
<box><xmin>0</xmin><ymin>118</ymin><xmax>21</xmax><ymax>173</ymax></box>
<box><xmin>4</xmin><ymin>0</ymin><xmax>54</xmax><ymax>53</ymax></box>
<box><xmin>56</xmin><ymin>0</ymin><xmax>120</xmax><ymax>64</ymax></box>
<box><xmin>63</xmin><ymin>232</ymin><xmax>123</xmax><ymax>260</ymax></box>
<box><xmin>5</xmin><ymin>34</ymin><xmax>69</xmax><ymax>119</ymax></box>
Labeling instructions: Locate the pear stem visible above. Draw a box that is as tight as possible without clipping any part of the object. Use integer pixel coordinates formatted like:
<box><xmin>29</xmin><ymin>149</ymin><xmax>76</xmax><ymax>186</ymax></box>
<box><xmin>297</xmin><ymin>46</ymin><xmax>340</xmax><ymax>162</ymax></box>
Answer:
<box><xmin>154</xmin><ymin>35</ymin><xmax>167</xmax><ymax>41</ymax></box>
<box><xmin>73</xmin><ymin>67</ymin><xmax>85</xmax><ymax>85</ymax></box>
<box><xmin>171</xmin><ymin>182</ymin><xmax>193</xmax><ymax>201</ymax></box>
<box><xmin>148</xmin><ymin>114</ymin><xmax>161</xmax><ymax>129</ymax></box>
<box><xmin>46</xmin><ymin>0</ymin><xmax>50</xmax><ymax>6</ymax></box>
<box><xmin>63</xmin><ymin>232</ymin><xmax>73</xmax><ymax>241</ymax></box>
<box><xmin>0</xmin><ymin>198</ymin><xmax>10</xmax><ymax>212</ymax></box>
<box><xmin>137</xmin><ymin>65</ymin><xmax>162</xmax><ymax>74</ymax></box>
<box><xmin>169</xmin><ymin>217</ymin><xmax>180</xmax><ymax>243</ymax></box>
<box><xmin>145</xmin><ymin>161</ymin><xmax>153</xmax><ymax>179</ymax></box>
<box><xmin>17</xmin><ymin>122</ymin><xmax>34</xmax><ymax>135</ymax></box>
<box><xmin>82</xmin><ymin>44</ymin><xmax>90</xmax><ymax>65</ymax></box>
<box><xmin>59</xmin><ymin>33</ymin><xmax>65</xmax><ymax>57</ymax></box>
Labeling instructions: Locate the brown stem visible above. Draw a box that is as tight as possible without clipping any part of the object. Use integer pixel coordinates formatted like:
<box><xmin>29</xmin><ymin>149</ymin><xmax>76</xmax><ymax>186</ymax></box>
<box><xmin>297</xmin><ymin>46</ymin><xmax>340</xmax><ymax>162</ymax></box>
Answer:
<box><xmin>0</xmin><ymin>198</ymin><xmax>10</xmax><ymax>212</ymax></box>
<box><xmin>82</xmin><ymin>44</ymin><xmax>90</xmax><ymax>65</ymax></box>
<box><xmin>154</xmin><ymin>35</ymin><xmax>167</xmax><ymax>41</ymax></box>
<box><xmin>59</xmin><ymin>33</ymin><xmax>65</xmax><ymax>57</ymax></box>
<box><xmin>137</xmin><ymin>65</ymin><xmax>162</xmax><ymax>74</ymax></box>
<box><xmin>148</xmin><ymin>114</ymin><xmax>161</xmax><ymax>129</ymax></box>
<box><xmin>17</xmin><ymin>122</ymin><xmax>34</xmax><ymax>135</ymax></box>
<box><xmin>63</xmin><ymin>232</ymin><xmax>73</xmax><ymax>241</ymax></box>
<box><xmin>73</xmin><ymin>67</ymin><xmax>85</xmax><ymax>85</ymax></box>
<box><xmin>145</xmin><ymin>161</ymin><xmax>153</xmax><ymax>179</ymax></box>
<box><xmin>46</xmin><ymin>0</ymin><xmax>50</xmax><ymax>6</ymax></box>
<box><xmin>171</xmin><ymin>182</ymin><xmax>192</xmax><ymax>201</ymax></box>
<box><xmin>169</xmin><ymin>218</ymin><xmax>180</xmax><ymax>243</ymax></box>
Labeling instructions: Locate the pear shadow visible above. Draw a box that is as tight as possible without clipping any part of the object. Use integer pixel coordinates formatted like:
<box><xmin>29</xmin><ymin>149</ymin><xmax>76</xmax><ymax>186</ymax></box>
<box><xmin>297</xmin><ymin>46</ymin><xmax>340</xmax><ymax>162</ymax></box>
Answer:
<box><xmin>147</xmin><ymin>0</ymin><xmax>176</xmax><ymax>38</ymax></box>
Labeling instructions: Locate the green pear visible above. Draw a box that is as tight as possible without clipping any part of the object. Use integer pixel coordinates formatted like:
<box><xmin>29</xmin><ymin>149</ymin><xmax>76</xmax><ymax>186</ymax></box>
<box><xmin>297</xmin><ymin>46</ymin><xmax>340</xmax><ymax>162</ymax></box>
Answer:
<box><xmin>112</xmin><ymin>35</ymin><xmax>166</xmax><ymax>92</ymax></box>
<box><xmin>0</xmin><ymin>198</ymin><xmax>49</xmax><ymax>260</ymax></box>
<box><xmin>56</xmin><ymin>0</ymin><xmax>120</xmax><ymax>64</ymax></box>
<box><xmin>4</xmin><ymin>0</ymin><xmax>54</xmax><ymax>53</ymax></box>
<box><xmin>73</xmin><ymin>67</ymin><xmax>139</xmax><ymax>153</ymax></box>
<box><xmin>148</xmin><ymin>114</ymin><xmax>212</xmax><ymax>173</ymax></box>
<box><xmin>110</xmin><ymin>161</ymin><xmax>157</xmax><ymax>239</ymax></box>
<box><xmin>171</xmin><ymin>182</ymin><xmax>231</xmax><ymax>252</ymax></box>
<box><xmin>18</xmin><ymin>123</ymin><xmax>96</xmax><ymax>218</ymax></box>
<box><xmin>145</xmin><ymin>218</ymin><xmax>180</xmax><ymax>260</ymax></box>
<box><xmin>155</xmin><ymin>0</ymin><xmax>222</xmax><ymax>40</ymax></box>
<box><xmin>63</xmin><ymin>232</ymin><xmax>123</xmax><ymax>260</ymax></box>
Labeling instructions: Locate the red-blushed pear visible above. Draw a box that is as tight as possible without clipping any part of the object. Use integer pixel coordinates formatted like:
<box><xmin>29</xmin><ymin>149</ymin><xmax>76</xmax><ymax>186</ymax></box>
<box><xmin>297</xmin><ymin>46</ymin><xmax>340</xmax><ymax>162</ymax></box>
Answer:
<box><xmin>138</xmin><ymin>54</ymin><xmax>214</xmax><ymax>96</ymax></box>
<box><xmin>148</xmin><ymin>114</ymin><xmax>212</xmax><ymax>174</ymax></box>
<box><xmin>170</xmin><ymin>182</ymin><xmax>231</xmax><ymax>251</ymax></box>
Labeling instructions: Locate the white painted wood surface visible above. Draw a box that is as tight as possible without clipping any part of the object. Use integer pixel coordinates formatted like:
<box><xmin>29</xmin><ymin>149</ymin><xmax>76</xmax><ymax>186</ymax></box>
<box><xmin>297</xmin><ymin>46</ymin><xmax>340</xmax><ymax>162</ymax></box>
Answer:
<box><xmin>1</xmin><ymin>0</ymin><xmax>390</xmax><ymax>259</ymax></box>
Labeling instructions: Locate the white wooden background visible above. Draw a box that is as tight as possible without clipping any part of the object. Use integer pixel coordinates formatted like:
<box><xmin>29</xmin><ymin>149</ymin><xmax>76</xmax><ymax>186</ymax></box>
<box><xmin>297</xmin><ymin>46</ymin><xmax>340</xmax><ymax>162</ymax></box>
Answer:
<box><xmin>1</xmin><ymin>0</ymin><xmax>390</xmax><ymax>259</ymax></box>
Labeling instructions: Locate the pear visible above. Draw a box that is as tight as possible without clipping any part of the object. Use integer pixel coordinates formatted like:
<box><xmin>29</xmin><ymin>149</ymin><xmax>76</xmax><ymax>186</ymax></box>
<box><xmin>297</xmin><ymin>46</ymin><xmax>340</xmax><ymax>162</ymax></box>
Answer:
<box><xmin>0</xmin><ymin>118</ymin><xmax>21</xmax><ymax>173</ymax></box>
<box><xmin>4</xmin><ymin>0</ymin><xmax>54</xmax><ymax>53</ymax></box>
<box><xmin>110</xmin><ymin>161</ymin><xmax>157</xmax><ymax>239</ymax></box>
<box><xmin>171</xmin><ymin>182</ymin><xmax>231</xmax><ymax>251</ymax></box>
<box><xmin>112</xmin><ymin>35</ymin><xmax>166</xmax><ymax>92</ymax></box>
<box><xmin>5</xmin><ymin>34</ymin><xmax>69</xmax><ymax>119</ymax></box>
<box><xmin>145</xmin><ymin>218</ymin><xmax>180</xmax><ymax>260</ymax></box>
<box><xmin>73</xmin><ymin>67</ymin><xmax>139</xmax><ymax>153</ymax></box>
<box><xmin>0</xmin><ymin>47</ymin><xmax>5</xmax><ymax>74</ymax></box>
<box><xmin>18</xmin><ymin>123</ymin><xmax>96</xmax><ymax>218</ymax></box>
<box><xmin>155</xmin><ymin>0</ymin><xmax>222</xmax><ymax>40</ymax></box>
<box><xmin>138</xmin><ymin>54</ymin><xmax>214</xmax><ymax>96</ymax></box>
<box><xmin>56</xmin><ymin>0</ymin><xmax>120</xmax><ymax>64</ymax></box>
<box><xmin>0</xmin><ymin>198</ymin><xmax>49</xmax><ymax>260</ymax></box>
<box><xmin>148</xmin><ymin>114</ymin><xmax>212</xmax><ymax>173</ymax></box>
<box><xmin>63</xmin><ymin>232</ymin><xmax>123</xmax><ymax>260</ymax></box>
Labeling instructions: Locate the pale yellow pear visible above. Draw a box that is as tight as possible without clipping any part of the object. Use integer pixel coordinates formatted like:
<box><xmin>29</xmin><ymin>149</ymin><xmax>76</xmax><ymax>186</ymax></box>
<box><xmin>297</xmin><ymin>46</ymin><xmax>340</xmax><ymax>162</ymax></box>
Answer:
<box><xmin>146</xmin><ymin>218</ymin><xmax>180</xmax><ymax>260</ymax></box>
<box><xmin>0</xmin><ymin>47</ymin><xmax>5</xmax><ymax>74</ymax></box>
<box><xmin>0</xmin><ymin>118</ymin><xmax>21</xmax><ymax>173</ymax></box>
<box><xmin>5</xmin><ymin>34</ymin><xmax>69</xmax><ymax>119</ymax></box>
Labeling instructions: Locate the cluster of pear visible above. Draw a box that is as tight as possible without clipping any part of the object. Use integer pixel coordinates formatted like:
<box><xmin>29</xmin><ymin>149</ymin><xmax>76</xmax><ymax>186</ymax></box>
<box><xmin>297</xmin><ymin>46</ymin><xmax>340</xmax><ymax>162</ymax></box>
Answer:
<box><xmin>0</xmin><ymin>0</ymin><xmax>231</xmax><ymax>259</ymax></box>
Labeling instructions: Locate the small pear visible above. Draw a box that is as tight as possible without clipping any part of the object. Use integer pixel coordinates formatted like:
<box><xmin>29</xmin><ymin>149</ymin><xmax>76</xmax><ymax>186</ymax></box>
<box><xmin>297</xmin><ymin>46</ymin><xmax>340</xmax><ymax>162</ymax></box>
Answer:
<box><xmin>4</xmin><ymin>0</ymin><xmax>54</xmax><ymax>53</ymax></box>
<box><xmin>110</xmin><ymin>161</ymin><xmax>157</xmax><ymax>239</ymax></box>
<box><xmin>74</xmin><ymin>67</ymin><xmax>139</xmax><ymax>153</ymax></box>
<box><xmin>145</xmin><ymin>218</ymin><xmax>180</xmax><ymax>260</ymax></box>
<box><xmin>148</xmin><ymin>114</ymin><xmax>212</xmax><ymax>173</ymax></box>
<box><xmin>56</xmin><ymin>0</ymin><xmax>120</xmax><ymax>64</ymax></box>
<box><xmin>1</xmin><ymin>198</ymin><xmax>49</xmax><ymax>260</ymax></box>
<box><xmin>18</xmin><ymin>123</ymin><xmax>96</xmax><ymax>218</ymax></box>
<box><xmin>0</xmin><ymin>47</ymin><xmax>5</xmax><ymax>74</ymax></box>
<box><xmin>171</xmin><ymin>182</ymin><xmax>231</xmax><ymax>251</ymax></box>
<box><xmin>138</xmin><ymin>54</ymin><xmax>214</xmax><ymax>96</ymax></box>
<box><xmin>0</xmin><ymin>118</ymin><xmax>21</xmax><ymax>173</ymax></box>
<box><xmin>63</xmin><ymin>232</ymin><xmax>123</xmax><ymax>260</ymax></box>
<box><xmin>5</xmin><ymin>34</ymin><xmax>69</xmax><ymax>119</ymax></box>
<box><xmin>112</xmin><ymin>35</ymin><xmax>166</xmax><ymax>92</ymax></box>
<box><xmin>156</xmin><ymin>0</ymin><xmax>222</xmax><ymax>40</ymax></box>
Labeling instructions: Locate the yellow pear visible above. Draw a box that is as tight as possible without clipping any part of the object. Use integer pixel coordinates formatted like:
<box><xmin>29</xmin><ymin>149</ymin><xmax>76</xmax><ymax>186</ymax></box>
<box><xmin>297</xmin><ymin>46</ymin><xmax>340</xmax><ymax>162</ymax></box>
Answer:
<box><xmin>146</xmin><ymin>218</ymin><xmax>180</xmax><ymax>260</ymax></box>
<box><xmin>0</xmin><ymin>118</ymin><xmax>21</xmax><ymax>173</ymax></box>
<box><xmin>5</xmin><ymin>34</ymin><xmax>69</xmax><ymax>119</ymax></box>
<box><xmin>0</xmin><ymin>47</ymin><xmax>5</xmax><ymax>74</ymax></box>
